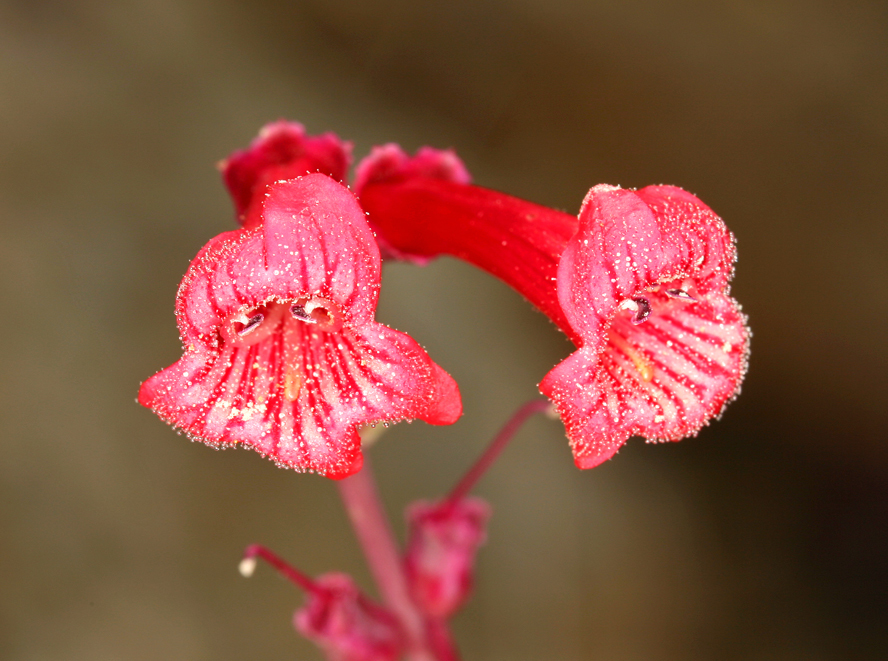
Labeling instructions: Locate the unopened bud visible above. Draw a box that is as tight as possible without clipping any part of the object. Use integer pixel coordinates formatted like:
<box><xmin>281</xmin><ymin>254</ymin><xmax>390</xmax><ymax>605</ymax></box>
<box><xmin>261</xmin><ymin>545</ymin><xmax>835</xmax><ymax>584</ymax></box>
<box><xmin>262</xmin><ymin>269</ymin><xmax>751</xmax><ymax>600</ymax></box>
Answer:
<box><xmin>295</xmin><ymin>573</ymin><xmax>403</xmax><ymax>661</ymax></box>
<box><xmin>404</xmin><ymin>497</ymin><xmax>491</xmax><ymax>619</ymax></box>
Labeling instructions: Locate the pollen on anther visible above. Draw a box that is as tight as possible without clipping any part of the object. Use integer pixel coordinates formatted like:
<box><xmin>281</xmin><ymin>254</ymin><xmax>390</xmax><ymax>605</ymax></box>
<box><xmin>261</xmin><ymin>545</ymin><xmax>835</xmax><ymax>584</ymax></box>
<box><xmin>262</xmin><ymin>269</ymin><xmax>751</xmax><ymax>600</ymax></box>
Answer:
<box><xmin>631</xmin><ymin>297</ymin><xmax>652</xmax><ymax>325</ymax></box>
<box><xmin>237</xmin><ymin>313</ymin><xmax>264</xmax><ymax>336</ymax></box>
<box><xmin>291</xmin><ymin>304</ymin><xmax>316</xmax><ymax>324</ymax></box>
<box><xmin>665</xmin><ymin>288</ymin><xmax>697</xmax><ymax>302</ymax></box>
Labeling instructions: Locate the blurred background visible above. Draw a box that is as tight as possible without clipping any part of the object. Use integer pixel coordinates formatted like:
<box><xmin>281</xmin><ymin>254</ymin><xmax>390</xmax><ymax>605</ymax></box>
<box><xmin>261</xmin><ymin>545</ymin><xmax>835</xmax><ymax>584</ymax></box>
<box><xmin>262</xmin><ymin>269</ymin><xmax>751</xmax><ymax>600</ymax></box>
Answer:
<box><xmin>1</xmin><ymin>1</ymin><xmax>886</xmax><ymax>659</ymax></box>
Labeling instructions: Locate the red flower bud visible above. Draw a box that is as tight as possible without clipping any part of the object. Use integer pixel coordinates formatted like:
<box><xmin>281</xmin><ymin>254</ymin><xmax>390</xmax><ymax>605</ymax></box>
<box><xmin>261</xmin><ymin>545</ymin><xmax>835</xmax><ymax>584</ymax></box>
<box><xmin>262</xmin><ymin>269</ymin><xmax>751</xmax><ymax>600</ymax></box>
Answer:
<box><xmin>295</xmin><ymin>573</ymin><xmax>404</xmax><ymax>661</ymax></box>
<box><xmin>404</xmin><ymin>498</ymin><xmax>490</xmax><ymax>619</ymax></box>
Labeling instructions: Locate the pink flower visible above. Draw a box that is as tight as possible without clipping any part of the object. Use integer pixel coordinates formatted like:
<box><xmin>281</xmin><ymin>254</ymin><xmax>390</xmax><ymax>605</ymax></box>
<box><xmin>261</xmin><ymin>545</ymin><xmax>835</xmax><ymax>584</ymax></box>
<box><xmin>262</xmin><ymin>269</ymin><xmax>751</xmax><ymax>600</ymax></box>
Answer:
<box><xmin>356</xmin><ymin>147</ymin><xmax>749</xmax><ymax>469</ymax></box>
<box><xmin>403</xmin><ymin>497</ymin><xmax>490</xmax><ymax>619</ymax></box>
<box><xmin>139</xmin><ymin>174</ymin><xmax>461</xmax><ymax>479</ymax></box>
<box><xmin>539</xmin><ymin>184</ymin><xmax>749</xmax><ymax>468</ymax></box>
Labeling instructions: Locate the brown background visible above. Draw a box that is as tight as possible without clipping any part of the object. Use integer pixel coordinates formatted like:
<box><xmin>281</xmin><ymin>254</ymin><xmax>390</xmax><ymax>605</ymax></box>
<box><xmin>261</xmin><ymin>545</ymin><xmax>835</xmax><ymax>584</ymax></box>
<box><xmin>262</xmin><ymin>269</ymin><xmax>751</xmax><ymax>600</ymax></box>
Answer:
<box><xmin>1</xmin><ymin>1</ymin><xmax>886</xmax><ymax>659</ymax></box>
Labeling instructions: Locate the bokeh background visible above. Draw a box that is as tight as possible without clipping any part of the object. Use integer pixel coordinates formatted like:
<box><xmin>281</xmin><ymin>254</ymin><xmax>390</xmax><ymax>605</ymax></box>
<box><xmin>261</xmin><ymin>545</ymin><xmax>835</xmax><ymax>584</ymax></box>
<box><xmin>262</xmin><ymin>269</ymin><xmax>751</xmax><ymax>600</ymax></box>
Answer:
<box><xmin>1</xmin><ymin>1</ymin><xmax>886</xmax><ymax>659</ymax></box>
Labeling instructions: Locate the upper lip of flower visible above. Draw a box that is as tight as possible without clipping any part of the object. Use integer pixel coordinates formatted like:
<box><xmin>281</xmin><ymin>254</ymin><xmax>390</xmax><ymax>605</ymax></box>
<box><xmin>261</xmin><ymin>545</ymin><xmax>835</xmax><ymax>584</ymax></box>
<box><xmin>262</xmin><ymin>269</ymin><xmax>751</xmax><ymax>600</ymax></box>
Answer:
<box><xmin>139</xmin><ymin>173</ymin><xmax>461</xmax><ymax>479</ymax></box>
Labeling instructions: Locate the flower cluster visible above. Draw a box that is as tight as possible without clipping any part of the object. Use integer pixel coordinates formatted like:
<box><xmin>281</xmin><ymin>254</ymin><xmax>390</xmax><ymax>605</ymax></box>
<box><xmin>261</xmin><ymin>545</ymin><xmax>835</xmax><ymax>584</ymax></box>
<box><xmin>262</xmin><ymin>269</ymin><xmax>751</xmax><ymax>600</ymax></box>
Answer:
<box><xmin>141</xmin><ymin>121</ymin><xmax>747</xmax><ymax>474</ymax></box>
<box><xmin>140</xmin><ymin>121</ymin><xmax>749</xmax><ymax>659</ymax></box>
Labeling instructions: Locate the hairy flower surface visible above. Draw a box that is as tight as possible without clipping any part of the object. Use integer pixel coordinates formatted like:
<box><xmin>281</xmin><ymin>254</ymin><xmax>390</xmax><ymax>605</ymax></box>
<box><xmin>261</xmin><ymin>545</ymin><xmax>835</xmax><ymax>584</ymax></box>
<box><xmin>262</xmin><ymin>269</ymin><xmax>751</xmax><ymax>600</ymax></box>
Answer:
<box><xmin>139</xmin><ymin>174</ymin><xmax>461</xmax><ymax>478</ymax></box>
<box><xmin>357</xmin><ymin>148</ymin><xmax>749</xmax><ymax>469</ymax></box>
<box><xmin>539</xmin><ymin>184</ymin><xmax>749</xmax><ymax>468</ymax></box>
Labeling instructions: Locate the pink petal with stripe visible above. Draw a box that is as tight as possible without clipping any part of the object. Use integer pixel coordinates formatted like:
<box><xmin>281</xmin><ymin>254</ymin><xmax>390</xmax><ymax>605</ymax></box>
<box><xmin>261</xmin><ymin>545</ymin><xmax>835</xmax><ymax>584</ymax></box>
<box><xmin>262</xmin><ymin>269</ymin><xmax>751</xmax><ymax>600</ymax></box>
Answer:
<box><xmin>139</xmin><ymin>174</ymin><xmax>460</xmax><ymax>478</ymax></box>
<box><xmin>540</xmin><ymin>185</ymin><xmax>749</xmax><ymax>469</ymax></box>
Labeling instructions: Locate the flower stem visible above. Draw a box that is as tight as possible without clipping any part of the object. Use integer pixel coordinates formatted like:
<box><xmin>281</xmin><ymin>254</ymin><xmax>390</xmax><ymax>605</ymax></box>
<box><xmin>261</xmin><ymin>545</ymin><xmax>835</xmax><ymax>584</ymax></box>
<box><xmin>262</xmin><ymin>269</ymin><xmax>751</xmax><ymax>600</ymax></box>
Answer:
<box><xmin>445</xmin><ymin>398</ymin><xmax>552</xmax><ymax>505</ymax></box>
<box><xmin>337</xmin><ymin>457</ymin><xmax>459</xmax><ymax>661</ymax></box>
<box><xmin>425</xmin><ymin>618</ymin><xmax>461</xmax><ymax>661</ymax></box>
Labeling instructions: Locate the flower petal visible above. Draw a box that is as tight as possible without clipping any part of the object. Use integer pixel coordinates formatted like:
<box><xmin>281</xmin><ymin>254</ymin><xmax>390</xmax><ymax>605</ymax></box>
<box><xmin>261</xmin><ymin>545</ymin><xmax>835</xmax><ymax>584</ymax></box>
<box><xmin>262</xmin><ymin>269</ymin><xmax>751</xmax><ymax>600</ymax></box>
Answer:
<box><xmin>354</xmin><ymin>143</ymin><xmax>471</xmax><ymax>195</ymax></box>
<box><xmin>557</xmin><ymin>184</ymin><xmax>735</xmax><ymax>346</ymax></box>
<box><xmin>261</xmin><ymin>172</ymin><xmax>382</xmax><ymax>327</ymax></box>
<box><xmin>221</xmin><ymin>121</ymin><xmax>352</xmax><ymax>227</ymax></box>
<box><xmin>540</xmin><ymin>288</ymin><xmax>748</xmax><ymax>469</ymax></box>
<box><xmin>139</xmin><ymin>318</ymin><xmax>458</xmax><ymax>477</ymax></box>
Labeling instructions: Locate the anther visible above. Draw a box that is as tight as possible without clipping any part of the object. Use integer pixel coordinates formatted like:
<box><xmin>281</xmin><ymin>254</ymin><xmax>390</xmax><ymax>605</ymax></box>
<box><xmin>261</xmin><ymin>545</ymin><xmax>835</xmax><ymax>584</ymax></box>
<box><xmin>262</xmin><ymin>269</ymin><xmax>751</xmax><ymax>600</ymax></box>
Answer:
<box><xmin>631</xmin><ymin>297</ymin><xmax>651</xmax><ymax>325</ymax></box>
<box><xmin>665</xmin><ymin>288</ymin><xmax>697</xmax><ymax>302</ymax></box>
<box><xmin>290</xmin><ymin>304</ymin><xmax>317</xmax><ymax>324</ymax></box>
<box><xmin>618</xmin><ymin>297</ymin><xmax>652</xmax><ymax>325</ymax></box>
<box><xmin>291</xmin><ymin>297</ymin><xmax>340</xmax><ymax>332</ymax></box>
<box><xmin>236</xmin><ymin>313</ymin><xmax>264</xmax><ymax>336</ymax></box>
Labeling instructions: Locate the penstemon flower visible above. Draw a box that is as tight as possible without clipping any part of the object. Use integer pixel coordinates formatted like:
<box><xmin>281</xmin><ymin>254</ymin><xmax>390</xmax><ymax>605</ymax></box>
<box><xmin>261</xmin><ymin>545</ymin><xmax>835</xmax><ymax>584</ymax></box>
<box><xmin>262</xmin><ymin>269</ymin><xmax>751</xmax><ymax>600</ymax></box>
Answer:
<box><xmin>356</xmin><ymin>146</ymin><xmax>749</xmax><ymax>469</ymax></box>
<box><xmin>539</xmin><ymin>184</ymin><xmax>749</xmax><ymax>468</ymax></box>
<box><xmin>138</xmin><ymin>173</ymin><xmax>461</xmax><ymax>479</ymax></box>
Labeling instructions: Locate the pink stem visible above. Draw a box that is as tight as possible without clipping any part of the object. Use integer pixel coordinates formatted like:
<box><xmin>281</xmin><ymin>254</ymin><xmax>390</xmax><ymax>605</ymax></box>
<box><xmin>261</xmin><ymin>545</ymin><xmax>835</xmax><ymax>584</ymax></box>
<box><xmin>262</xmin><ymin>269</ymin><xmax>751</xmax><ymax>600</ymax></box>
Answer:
<box><xmin>446</xmin><ymin>398</ymin><xmax>552</xmax><ymax>505</ymax></box>
<box><xmin>425</xmin><ymin>618</ymin><xmax>461</xmax><ymax>661</ymax></box>
<box><xmin>337</xmin><ymin>457</ymin><xmax>459</xmax><ymax>661</ymax></box>
<box><xmin>242</xmin><ymin>544</ymin><xmax>320</xmax><ymax>594</ymax></box>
